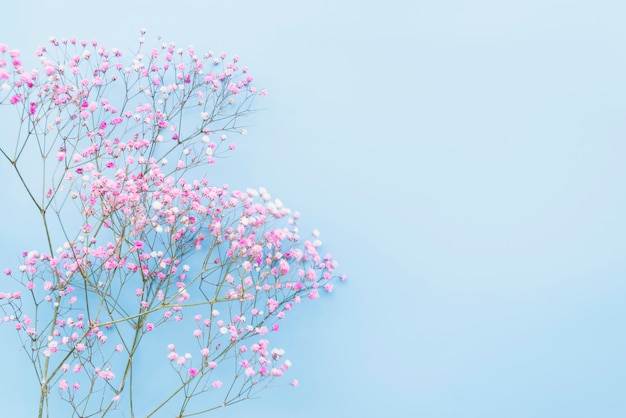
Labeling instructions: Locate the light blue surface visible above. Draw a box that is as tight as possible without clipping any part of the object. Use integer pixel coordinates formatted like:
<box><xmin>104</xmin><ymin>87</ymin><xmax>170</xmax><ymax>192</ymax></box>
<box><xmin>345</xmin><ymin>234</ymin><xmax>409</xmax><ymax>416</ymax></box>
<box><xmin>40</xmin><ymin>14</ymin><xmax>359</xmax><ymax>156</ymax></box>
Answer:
<box><xmin>1</xmin><ymin>1</ymin><xmax>626</xmax><ymax>417</ymax></box>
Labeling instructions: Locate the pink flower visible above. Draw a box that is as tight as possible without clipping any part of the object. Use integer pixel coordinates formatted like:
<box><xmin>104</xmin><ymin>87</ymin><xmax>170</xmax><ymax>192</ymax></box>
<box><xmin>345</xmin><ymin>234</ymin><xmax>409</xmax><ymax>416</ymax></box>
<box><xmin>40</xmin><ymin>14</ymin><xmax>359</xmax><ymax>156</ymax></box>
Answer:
<box><xmin>290</xmin><ymin>379</ymin><xmax>299</xmax><ymax>387</ymax></box>
<box><xmin>145</xmin><ymin>323</ymin><xmax>154</xmax><ymax>331</ymax></box>
<box><xmin>278</xmin><ymin>259</ymin><xmax>290</xmax><ymax>275</ymax></box>
<box><xmin>188</xmin><ymin>368</ymin><xmax>198</xmax><ymax>377</ymax></box>
<box><xmin>98</xmin><ymin>369</ymin><xmax>115</xmax><ymax>380</ymax></box>
<box><xmin>212</xmin><ymin>380</ymin><xmax>223</xmax><ymax>388</ymax></box>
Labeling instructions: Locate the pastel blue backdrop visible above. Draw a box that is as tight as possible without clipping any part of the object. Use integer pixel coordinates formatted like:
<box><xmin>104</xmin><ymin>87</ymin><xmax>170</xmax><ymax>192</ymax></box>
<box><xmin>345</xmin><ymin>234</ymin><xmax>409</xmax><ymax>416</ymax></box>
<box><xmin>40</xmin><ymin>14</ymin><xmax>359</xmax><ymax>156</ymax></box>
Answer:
<box><xmin>1</xmin><ymin>1</ymin><xmax>625</xmax><ymax>417</ymax></box>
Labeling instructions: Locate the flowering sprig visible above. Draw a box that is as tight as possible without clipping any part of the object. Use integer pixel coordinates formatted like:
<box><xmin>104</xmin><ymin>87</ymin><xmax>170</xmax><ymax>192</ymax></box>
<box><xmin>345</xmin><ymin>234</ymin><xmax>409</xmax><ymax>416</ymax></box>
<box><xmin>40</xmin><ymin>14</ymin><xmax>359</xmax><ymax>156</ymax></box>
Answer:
<box><xmin>0</xmin><ymin>31</ymin><xmax>343</xmax><ymax>418</ymax></box>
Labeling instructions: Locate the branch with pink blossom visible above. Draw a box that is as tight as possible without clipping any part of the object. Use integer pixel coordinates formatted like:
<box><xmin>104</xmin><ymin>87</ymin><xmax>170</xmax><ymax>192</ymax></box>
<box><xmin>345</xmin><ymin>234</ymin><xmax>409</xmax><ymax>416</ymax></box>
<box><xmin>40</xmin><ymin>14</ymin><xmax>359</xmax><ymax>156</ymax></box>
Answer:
<box><xmin>0</xmin><ymin>30</ymin><xmax>344</xmax><ymax>418</ymax></box>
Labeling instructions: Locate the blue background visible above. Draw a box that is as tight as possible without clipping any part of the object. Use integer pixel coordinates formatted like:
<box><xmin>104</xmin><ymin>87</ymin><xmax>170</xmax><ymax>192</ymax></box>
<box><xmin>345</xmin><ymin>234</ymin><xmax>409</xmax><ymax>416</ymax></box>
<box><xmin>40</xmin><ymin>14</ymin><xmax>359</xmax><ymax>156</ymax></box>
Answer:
<box><xmin>1</xmin><ymin>1</ymin><xmax>626</xmax><ymax>416</ymax></box>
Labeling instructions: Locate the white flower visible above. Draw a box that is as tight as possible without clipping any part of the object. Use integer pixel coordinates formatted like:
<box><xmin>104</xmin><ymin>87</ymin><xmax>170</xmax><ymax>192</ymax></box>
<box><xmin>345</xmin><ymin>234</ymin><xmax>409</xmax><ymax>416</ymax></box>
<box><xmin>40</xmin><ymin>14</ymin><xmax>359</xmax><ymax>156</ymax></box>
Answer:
<box><xmin>271</xmin><ymin>348</ymin><xmax>285</xmax><ymax>359</ymax></box>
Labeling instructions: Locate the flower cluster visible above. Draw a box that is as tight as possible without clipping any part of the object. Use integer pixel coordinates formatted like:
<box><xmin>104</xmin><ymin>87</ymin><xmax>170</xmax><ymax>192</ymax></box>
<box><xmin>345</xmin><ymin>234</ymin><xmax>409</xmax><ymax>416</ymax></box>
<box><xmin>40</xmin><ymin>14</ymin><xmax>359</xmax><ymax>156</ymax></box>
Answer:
<box><xmin>0</xmin><ymin>30</ymin><xmax>343</xmax><ymax>418</ymax></box>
